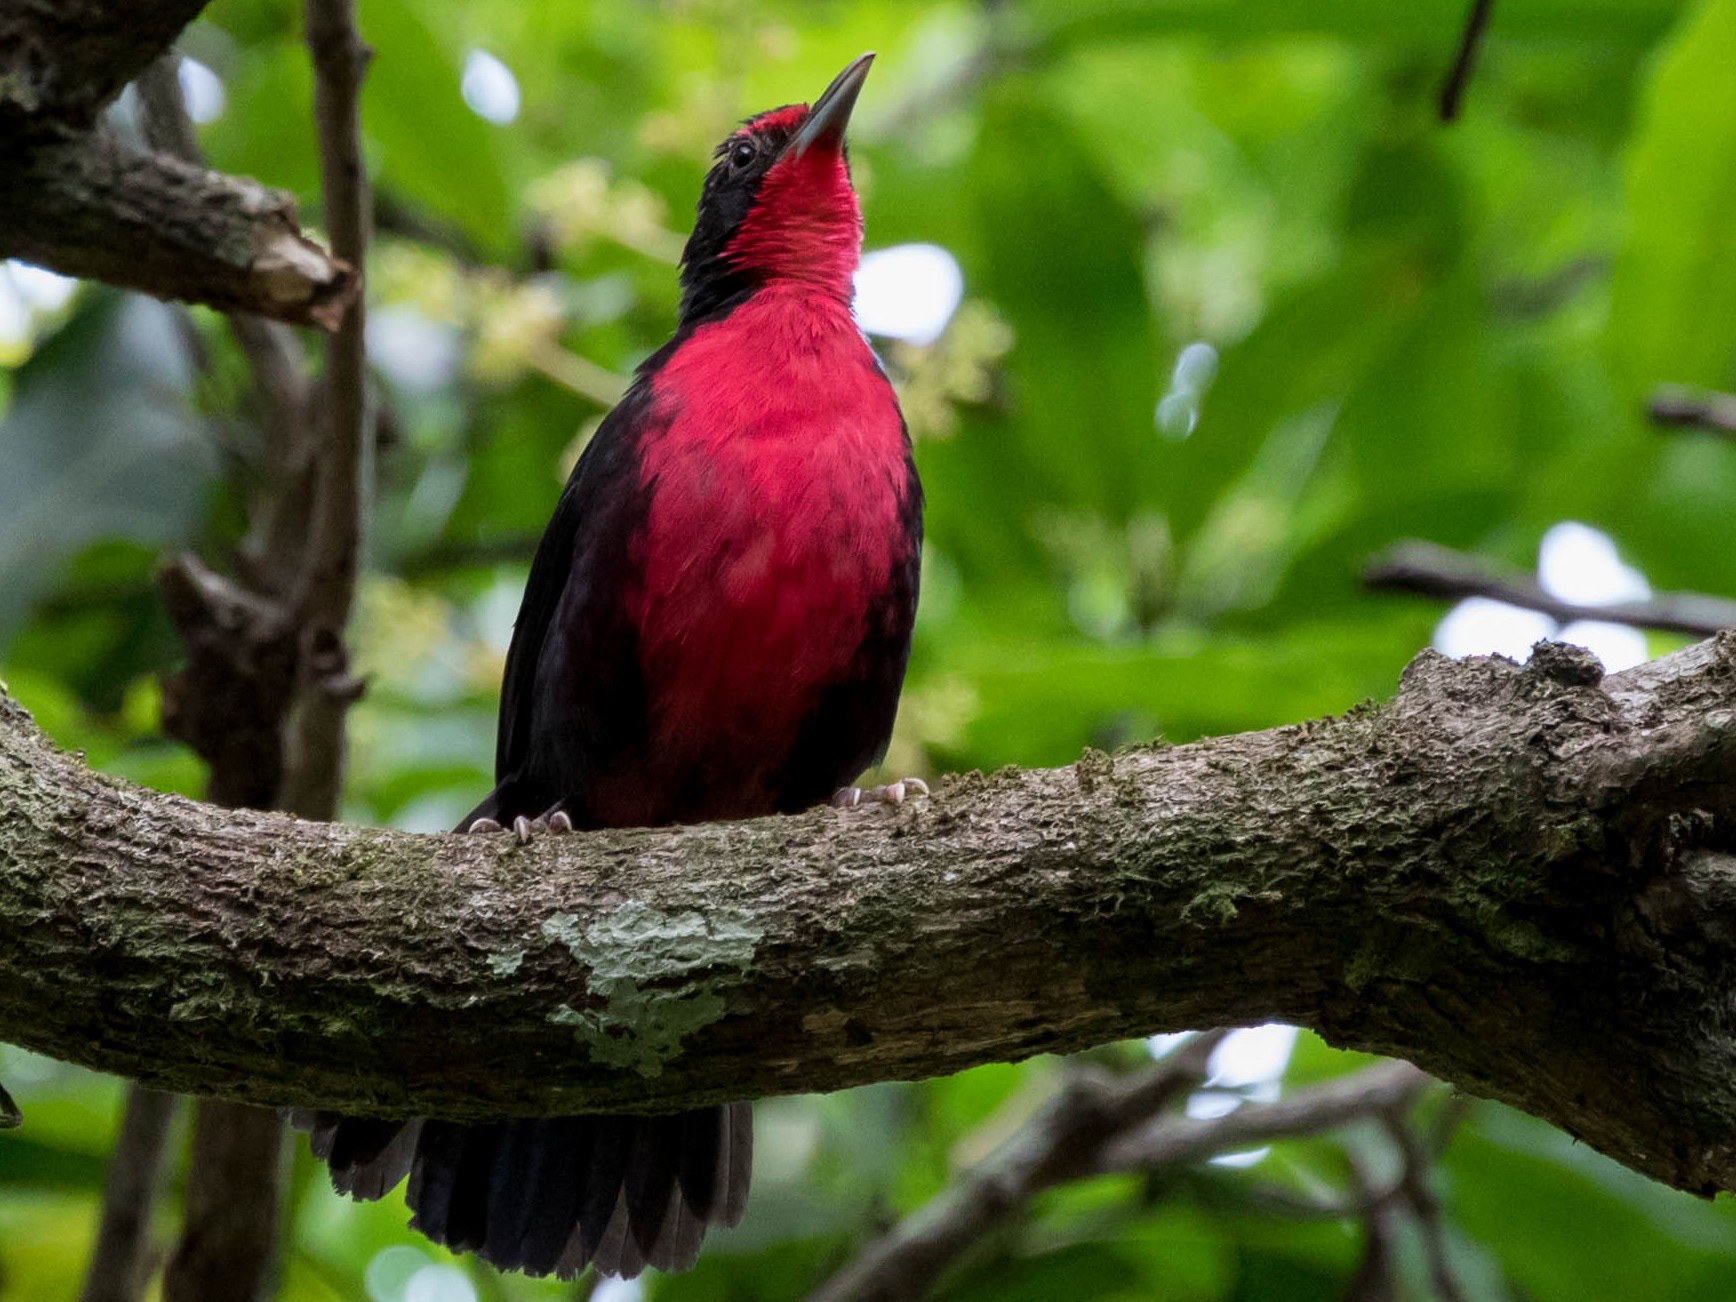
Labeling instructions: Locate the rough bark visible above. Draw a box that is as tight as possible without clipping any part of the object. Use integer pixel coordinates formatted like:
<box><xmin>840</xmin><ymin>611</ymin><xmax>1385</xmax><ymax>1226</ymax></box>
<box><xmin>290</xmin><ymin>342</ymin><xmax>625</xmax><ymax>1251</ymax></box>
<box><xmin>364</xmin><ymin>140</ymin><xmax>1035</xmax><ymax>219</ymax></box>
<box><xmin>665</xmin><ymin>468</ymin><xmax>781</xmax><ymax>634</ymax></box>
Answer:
<box><xmin>0</xmin><ymin>0</ymin><xmax>356</xmax><ymax>327</ymax></box>
<box><xmin>5</xmin><ymin>636</ymin><xmax>1736</xmax><ymax>1203</ymax></box>
<box><xmin>0</xmin><ymin>133</ymin><xmax>356</xmax><ymax>329</ymax></box>
<box><xmin>0</xmin><ymin>0</ymin><xmax>212</xmax><ymax>135</ymax></box>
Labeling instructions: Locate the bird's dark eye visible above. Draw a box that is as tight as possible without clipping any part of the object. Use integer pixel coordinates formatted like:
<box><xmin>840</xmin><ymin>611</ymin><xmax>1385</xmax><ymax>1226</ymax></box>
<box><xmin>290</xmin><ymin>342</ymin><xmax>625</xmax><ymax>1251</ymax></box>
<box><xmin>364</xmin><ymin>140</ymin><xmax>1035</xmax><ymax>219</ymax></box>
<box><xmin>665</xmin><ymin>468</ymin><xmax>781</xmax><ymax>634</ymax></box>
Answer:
<box><xmin>729</xmin><ymin>141</ymin><xmax>755</xmax><ymax>170</ymax></box>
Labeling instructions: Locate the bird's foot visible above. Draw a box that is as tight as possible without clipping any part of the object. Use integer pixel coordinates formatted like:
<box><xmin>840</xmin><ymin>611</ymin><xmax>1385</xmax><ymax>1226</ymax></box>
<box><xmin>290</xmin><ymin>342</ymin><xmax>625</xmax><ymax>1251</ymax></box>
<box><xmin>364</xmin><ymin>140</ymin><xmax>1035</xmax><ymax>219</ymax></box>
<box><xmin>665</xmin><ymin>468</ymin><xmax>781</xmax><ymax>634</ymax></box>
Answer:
<box><xmin>832</xmin><ymin>777</ymin><xmax>929</xmax><ymax>808</ymax></box>
<box><xmin>464</xmin><ymin>809</ymin><xmax>575</xmax><ymax>843</ymax></box>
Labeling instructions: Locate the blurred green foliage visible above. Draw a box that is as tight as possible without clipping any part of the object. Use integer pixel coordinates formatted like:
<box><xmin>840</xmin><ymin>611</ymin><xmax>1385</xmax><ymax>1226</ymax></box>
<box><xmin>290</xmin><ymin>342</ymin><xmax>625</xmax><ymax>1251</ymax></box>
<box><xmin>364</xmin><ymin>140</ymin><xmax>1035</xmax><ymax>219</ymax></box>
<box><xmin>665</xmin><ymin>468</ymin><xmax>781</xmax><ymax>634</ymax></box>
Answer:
<box><xmin>4</xmin><ymin>0</ymin><xmax>1736</xmax><ymax>1297</ymax></box>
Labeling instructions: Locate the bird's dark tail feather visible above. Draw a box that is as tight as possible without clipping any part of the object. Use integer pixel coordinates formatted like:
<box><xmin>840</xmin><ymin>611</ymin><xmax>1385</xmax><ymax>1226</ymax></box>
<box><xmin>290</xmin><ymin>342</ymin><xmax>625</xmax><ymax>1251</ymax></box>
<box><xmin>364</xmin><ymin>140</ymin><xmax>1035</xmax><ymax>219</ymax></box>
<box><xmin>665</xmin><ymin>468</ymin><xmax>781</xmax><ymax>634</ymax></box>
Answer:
<box><xmin>290</xmin><ymin>1105</ymin><xmax>751</xmax><ymax>1279</ymax></box>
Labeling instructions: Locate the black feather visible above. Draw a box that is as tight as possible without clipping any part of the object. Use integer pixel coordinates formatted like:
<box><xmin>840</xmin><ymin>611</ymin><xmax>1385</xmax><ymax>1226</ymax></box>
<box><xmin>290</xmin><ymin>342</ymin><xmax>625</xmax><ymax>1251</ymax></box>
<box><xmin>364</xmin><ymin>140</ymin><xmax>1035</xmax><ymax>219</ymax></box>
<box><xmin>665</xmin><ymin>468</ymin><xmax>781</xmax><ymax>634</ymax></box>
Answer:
<box><xmin>576</xmin><ymin>1117</ymin><xmax>636</xmax><ymax>1263</ymax></box>
<box><xmin>442</xmin><ymin>1123</ymin><xmax>505</xmax><ymax>1252</ymax></box>
<box><xmin>480</xmin><ymin>1119</ymin><xmax>542</xmax><ymax>1271</ymax></box>
<box><xmin>326</xmin><ymin>1118</ymin><xmax>405</xmax><ymax>1176</ymax></box>
<box><xmin>650</xmin><ymin>1185</ymin><xmax>705</xmax><ymax>1274</ymax></box>
<box><xmin>676</xmin><ymin>1105</ymin><xmax>724</xmax><ymax>1220</ymax></box>
<box><xmin>623</xmin><ymin>1113</ymin><xmax>686</xmax><ymax>1259</ymax></box>
<box><xmin>721</xmin><ymin>1101</ymin><xmax>754</xmax><ymax>1226</ymax></box>
<box><xmin>406</xmin><ymin>1121</ymin><xmax>467</xmax><ymax>1244</ymax></box>
<box><xmin>511</xmin><ymin>1117</ymin><xmax>595</xmax><ymax>1277</ymax></box>
<box><xmin>342</xmin><ymin>1119</ymin><xmax>421</xmax><ymax>1202</ymax></box>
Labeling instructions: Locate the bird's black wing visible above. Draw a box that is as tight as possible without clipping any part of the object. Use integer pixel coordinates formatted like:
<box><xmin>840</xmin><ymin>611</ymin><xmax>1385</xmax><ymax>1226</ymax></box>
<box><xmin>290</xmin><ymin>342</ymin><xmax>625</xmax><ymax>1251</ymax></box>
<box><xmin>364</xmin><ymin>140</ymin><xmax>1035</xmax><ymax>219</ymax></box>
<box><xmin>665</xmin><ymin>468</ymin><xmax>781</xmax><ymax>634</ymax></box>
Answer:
<box><xmin>465</xmin><ymin>376</ymin><xmax>661</xmax><ymax>829</ymax></box>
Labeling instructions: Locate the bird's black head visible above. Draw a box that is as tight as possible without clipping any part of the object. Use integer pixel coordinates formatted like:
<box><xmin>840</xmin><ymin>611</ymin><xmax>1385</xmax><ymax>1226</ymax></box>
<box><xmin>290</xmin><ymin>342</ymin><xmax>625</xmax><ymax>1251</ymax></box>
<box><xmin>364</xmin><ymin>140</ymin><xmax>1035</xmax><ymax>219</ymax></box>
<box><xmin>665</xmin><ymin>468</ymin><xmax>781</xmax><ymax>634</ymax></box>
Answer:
<box><xmin>678</xmin><ymin>53</ymin><xmax>873</xmax><ymax>324</ymax></box>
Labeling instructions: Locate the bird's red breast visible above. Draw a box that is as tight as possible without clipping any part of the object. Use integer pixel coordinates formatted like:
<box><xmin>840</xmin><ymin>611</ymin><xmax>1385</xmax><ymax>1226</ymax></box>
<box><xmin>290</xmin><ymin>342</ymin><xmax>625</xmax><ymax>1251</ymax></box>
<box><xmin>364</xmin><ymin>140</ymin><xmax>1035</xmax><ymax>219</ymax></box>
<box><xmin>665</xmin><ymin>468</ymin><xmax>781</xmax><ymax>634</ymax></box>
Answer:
<box><xmin>625</xmin><ymin>286</ymin><xmax>910</xmax><ymax>816</ymax></box>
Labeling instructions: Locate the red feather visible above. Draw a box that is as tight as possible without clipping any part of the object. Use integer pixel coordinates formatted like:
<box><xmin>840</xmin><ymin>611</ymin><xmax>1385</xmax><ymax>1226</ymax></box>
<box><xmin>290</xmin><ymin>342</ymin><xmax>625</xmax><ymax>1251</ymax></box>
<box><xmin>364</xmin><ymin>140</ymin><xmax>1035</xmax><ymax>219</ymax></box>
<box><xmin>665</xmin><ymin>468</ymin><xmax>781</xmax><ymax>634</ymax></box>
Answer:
<box><xmin>626</xmin><ymin>286</ymin><xmax>907</xmax><ymax>817</ymax></box>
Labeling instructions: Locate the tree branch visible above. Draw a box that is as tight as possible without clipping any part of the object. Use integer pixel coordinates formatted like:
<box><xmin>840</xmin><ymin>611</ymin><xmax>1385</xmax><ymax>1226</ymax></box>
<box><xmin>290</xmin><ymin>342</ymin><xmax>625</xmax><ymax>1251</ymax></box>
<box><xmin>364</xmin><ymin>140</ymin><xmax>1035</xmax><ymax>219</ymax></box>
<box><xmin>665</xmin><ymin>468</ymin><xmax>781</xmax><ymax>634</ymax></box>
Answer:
<box><xmin>1650</xmin><ymin>384</ymin><xmax>1736</xmax><ymax>437</ymax></box>
<box><xmin>0</xmin><ymin>2</ymin><xmax>356</xmax><ymax>327</ymax></box>
<box><xmin>1363</xmin><ymin>538</ymin><xmax>1736</xmax><ymax>636</ymax></box>
<box><xmin>811</xmin><ymin>1053</ymin><xmax>1432</xmax><ymax>1302</ymax></box>
<box><xmin>1099</xmin><ymin>1063</ymin><xmax>1431</xmax><ymax>1172</ymax></box>
<box><xmin>0</xmin><ymin>0</ymin><xmax>211</xmax><ymax>134</ymax></box>
<box><xmin>1438</xmin><ymin>0</ymin><xmax>1495</xmax><ymax>122</ymax></box>
<box><xmin>0</xmin><ymin>132</ymin><xmax>356</xmax><ymax>329</ymax></box>
<box><xmin>282</xmin><ymin>0</ymin><xmax>372</xmax><ymax>821</ymax></box>
<box><xmin>77</xmin><ymin>1088</ymin><xmax>181</xmax><ymax>1302</ymax></box>
<box><xmin>806</xmin><ymin>1033</ymin><xmax>1228</xmax><ymax>1302</ymax></box>
<box><xmin>161</xmin><ymin>1099</ymin><xmax>285</xmax><ymax>1302</ymax></box>
<box><xmin>7</xmin><ymin>636</ymin><xmax>1736</xmax><ymax>1202</ymax></box>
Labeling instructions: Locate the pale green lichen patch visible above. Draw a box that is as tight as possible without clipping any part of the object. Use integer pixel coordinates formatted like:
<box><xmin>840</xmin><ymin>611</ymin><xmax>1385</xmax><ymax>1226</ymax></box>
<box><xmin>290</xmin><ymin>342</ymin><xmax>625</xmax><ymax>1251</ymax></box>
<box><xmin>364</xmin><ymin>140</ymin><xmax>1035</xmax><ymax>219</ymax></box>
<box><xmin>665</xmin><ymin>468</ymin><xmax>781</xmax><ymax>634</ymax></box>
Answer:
<box><xmin>487</xmin><ymin>947</ymin><xmax>525</xmax><ymax>976</ymax></box>
<box><xmin>540</xmin><ymin>901</ymin><xmax>762</xmax><ymax>1076</ymax></box>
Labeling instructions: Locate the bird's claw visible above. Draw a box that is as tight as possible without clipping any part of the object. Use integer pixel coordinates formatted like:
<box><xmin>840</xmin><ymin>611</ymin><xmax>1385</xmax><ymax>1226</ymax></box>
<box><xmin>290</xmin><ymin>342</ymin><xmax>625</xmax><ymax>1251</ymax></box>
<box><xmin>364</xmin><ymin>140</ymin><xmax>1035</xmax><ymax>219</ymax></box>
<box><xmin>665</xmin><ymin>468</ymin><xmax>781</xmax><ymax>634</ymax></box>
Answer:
<box><xmin>832</xmin><ymin>777</ymin><xmax>929</xmax><ymax>808</ymax></box>
<box><xmin>464</xmin><ymin>810</ymin><xmax>574</xmax><ymax>842</ymax></box>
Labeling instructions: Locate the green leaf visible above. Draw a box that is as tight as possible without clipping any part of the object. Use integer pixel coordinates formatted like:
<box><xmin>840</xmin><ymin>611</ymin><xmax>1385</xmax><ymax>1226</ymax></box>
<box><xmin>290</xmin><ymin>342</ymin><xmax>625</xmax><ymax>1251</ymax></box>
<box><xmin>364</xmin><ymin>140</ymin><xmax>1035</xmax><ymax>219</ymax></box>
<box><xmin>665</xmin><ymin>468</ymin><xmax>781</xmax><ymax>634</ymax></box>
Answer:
<box><xmin>967</xmin><ymin>80</ymin><xmax>1161</xmax><ymax>525</ymax></box>
<box><xmin>0</xmin><ymin>294</ymin><xmax>212</xmax><ymax>644</ymax></box>
<box><xmin>1017</xmin><ymin>0</ymin><xmax>1684</xmax><ymax>49</ymax></box>
<box><xmin>1609</xmin><ymin>0</ymin><xmax>1736</xmax><ymax>392</ymax></box>
<box><xmin>359</xmin><ymin>0</ymin><xmax>514</xmax><ymax>252</ymax></box>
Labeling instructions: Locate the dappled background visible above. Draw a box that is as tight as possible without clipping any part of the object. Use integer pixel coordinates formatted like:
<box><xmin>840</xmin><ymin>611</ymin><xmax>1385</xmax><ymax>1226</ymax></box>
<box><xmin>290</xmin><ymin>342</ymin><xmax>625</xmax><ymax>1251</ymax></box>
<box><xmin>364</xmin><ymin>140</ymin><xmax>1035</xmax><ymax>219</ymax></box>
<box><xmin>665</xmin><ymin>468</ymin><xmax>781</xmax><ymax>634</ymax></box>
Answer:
<box><xmin>5</xmin><ymin>0</ymin><xmax>1736</xmax><ymax>1297</ymax></box>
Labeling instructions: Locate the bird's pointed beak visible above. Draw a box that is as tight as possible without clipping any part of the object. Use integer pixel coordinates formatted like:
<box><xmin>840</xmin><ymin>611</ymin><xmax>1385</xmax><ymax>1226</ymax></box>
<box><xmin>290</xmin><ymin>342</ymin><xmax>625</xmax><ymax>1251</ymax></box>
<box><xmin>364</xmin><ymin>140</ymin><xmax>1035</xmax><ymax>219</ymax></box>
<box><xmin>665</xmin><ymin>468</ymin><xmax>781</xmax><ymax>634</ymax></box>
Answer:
<box><xmin>788</xmin><ymin>52</ymin><xmax>874</xmax><ymax>158</ymax></box>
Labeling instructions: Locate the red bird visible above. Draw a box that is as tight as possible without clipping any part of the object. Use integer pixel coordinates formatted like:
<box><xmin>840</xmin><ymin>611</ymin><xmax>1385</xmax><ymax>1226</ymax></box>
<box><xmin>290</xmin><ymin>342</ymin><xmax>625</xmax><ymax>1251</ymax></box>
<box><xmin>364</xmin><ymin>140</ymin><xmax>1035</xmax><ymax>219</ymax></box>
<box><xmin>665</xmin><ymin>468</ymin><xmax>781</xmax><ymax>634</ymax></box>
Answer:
<box><xmin>299</xmin><ymin>53</ymin><xmax>922</xmax><ymax>1278</ymax></box>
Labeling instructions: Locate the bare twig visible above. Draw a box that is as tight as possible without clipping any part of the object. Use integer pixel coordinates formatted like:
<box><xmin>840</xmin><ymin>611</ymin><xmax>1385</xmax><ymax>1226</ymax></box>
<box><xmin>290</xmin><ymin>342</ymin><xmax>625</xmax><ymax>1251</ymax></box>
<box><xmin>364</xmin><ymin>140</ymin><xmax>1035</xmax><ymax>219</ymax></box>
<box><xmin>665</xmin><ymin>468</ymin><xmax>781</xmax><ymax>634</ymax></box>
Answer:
<box><xmin>807</xmin><ymin>1032</ymin><xmax>1229</xmax><ymax>1302</ymax></box>
<box><xmin>1382</xmin><ymin>1115</ymin><xmax>1468</xmax><ymax>1302</ymax></box>
<box><xmin>0</xmin><ymin>1077</ymin><xmax>19</xmax><ymax>1128</ymax></box>
<box><xmin>812</xmin><ymin>1055</ymin><xmax>1433</xmax><ymax>1302</ymax></box>
<box><xmin>77</xmin><ymin>1088</ymin><xmax>180</xmax><ymax>1302</ymax></box>
<box><xmin>283</xmin><ymin>0</ymin><xmax>373</xmax><ymax>822</ymax></box>
<box><xmin>1650</xmin><ymin>385</ymin><xmax>1736</xmax><ymax>437</ymax></box>
<box><xmin>1099</xmin><ymin>1062</ymin><xmax>1432</xmax><ymax>1173</ymax></box>
<box><xmin>1363</xmin><ymin>538</ymin><xmax>1736</xmax><ymax>637</ymax></box>
<box><xmin>1343</xmin><ymin>1150</ymin><xmax>1399</xmax><ymax>1302</ymax></box>
<box><xmin>133</xmin><ymin>55</ymin><xmax>318</xmax><ymax>590</ymax></box>
<box><xmin>1438</xmin><ymin>0</ymin><xmax>1495</xmax><ymax>122</ymax></box>
<box><xmin>528</xmin><ymin>339</ymin><xmax>630</xmax><ymax>407</ymax></box>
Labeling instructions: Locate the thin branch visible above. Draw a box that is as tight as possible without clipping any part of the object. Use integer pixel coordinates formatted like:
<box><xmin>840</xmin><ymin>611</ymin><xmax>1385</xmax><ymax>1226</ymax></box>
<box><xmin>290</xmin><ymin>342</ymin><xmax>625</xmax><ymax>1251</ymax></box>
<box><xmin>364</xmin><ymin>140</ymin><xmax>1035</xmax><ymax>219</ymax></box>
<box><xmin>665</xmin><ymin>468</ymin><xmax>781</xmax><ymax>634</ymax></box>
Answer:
<box><xmin>1382</xmin><ymin>1115</ymin><xmax>1468</xmax><ymax>1302</ymax></box>
<box><xmin>812</xmin><ymin>1057</ymin><xmax>1430</xmax><ymax>1302</ymax></box>
<box><xmin>133</xmin><ymin>55</ymin><xmax>320</xmax><ymax>591</ymax></box>
<box><xmin>1438</xmin><ymin>0</ymin><xmax>1495</xmax><ymax>122</ymax></box>
<box><xmin>134</xmin><ymin>57</ymin><xmax>203</xmax><ymax>159</ymax></box>
<box><xmin>1343</xmin><ymin>1149</ymin><xmax>1399</xmax><ymax>1302</ymax></box>
<box><xmin>137</xmin><ymin>47</ymin><xmax>313</xmax><ymax>1302</ymax></box>
<box><xmin>1363</xmin><ymin>538</ymin><xmax>1736</xmax><ymax>637</ymax></box>
<box><xmin>1649</xmin><ymin>385</ymin><xmax>1736</xmax><ymax>437</ymax></box>
<box><xmin>284</xmin><ymin>0</ymin><xmax>373</xmax><ymax>822</ymax></box>
<box><xmin>1099</xmin><ymin>1064</ymin><xmax>1431</xmax><ymax>1173</ymax></box>
<box><xmin>807</xmin><ymin>1033</ymin><xmax>1229</xmax><ymax>1302</ymax></box>
<box><xmin>77</xmin><ymin>1088</ymin><xmax>181</xmax><ymax>1302</ymax></box>
<box><xmin>5</xmin><ymin>637</ymin><xmax>1736</xmax><ymax>1196</ymax></box>
<box><xmin>0</xmin><ymin>1078</ymin><xmax>19</xmax><ymax>1128</ymax></box>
